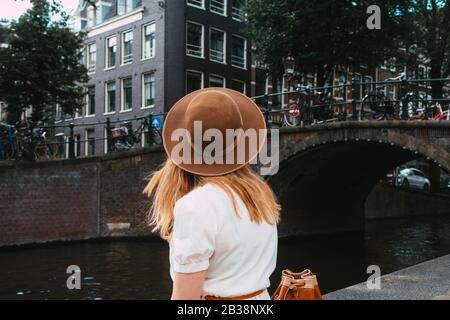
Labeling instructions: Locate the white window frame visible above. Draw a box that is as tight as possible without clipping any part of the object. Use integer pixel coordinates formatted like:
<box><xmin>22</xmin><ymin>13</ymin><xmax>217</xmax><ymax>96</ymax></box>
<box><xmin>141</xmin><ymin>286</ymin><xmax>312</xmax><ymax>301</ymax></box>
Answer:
<box><xmin>121</xmin><ymin>29</ymin><xmax>133</xmax><ymax>65</ymax></box>
<box><xmin>209</xmin><ymin>27</ymin><xmax>226</xmax><ymax>64</ymax></box>
<box><xmin>121</xmin><ymin>77</ymin><xmax>133</xmax><ymax>112</ymax></box>
<box><xmin>209</xmin><ymin>74</ymin><xmax>226</xmax><ymax>88</ymax></box>
<box><xmin>231</xmin><ymin>34</ymin><xmax>247</xmax><ymax>69</ymax></box>
<box><xmin>117</xmin><ymin>0</ymin><xmax>137</xmax><ymax>15</ymax></box>
<box><xmin>142</xmin><ymin>72</ymin><xmax>155</xmax><ymax>109</ymax></box>
<box><xmin>186</xmin><ymin>21</ymin><xmax>204</xmax><ymax>59</ymax></box>
<box><xmin>87</xmin><ymin>5</ymin><xmax>96</xmax><ymax>27</ymax></box>
<box><xmin>87</xmin><ymin>42</ymin><xmax>96</xmax><ymax>74</ymax></box>
<box><xmin>186</xmin><ymin>0</ymin><xmax>205</xmax><ymax>9</ymax></box>
<box><xmin>85</xmin><ymin>129</ymin><xmax>95</xmax><ymax>156</ymax></box>
<box><xmin>55</xmin><ymin>104</ymin><xmax>62</xmax><ymax>122</ymax></box>
<box><xmin>210</xmin><ymin>0</ymin><xmax>227</xmax><ymax>16</ymax></box>
<box><xmin>185</xmin><ymin>69</ymin><xmax>204</xmax><ymax>94</ymax></box>
<box><xmin>104</xmin><ymin>127</ymin><xmax>108</xmax><ymax>154</ymax></box>
<box><xmin>74</xmin><ymin>134</ymin><xmax>81</xmax><ymax>157</ymax></box>
<box><xmin>85</xmin><ymin>86</ymin><xmax>96</xmax><ymax>117</ymax></box>
<box><xmin>105</xmin><ymin>35</ymin><xmax>117</xmax><ymax>70</ymax></box>
<box><xmin>96</xmin><ymin>1</ymin><xmax>113</xmax><ymax>25</ymax></box>
<box><xmin>232</xmin><ymin>0</ymin><xmax>245</xmax><ymax>21</ymax></box>
<box><xmin>142</xmin><ymin>22</ymin><xmax>156</xmax><ymax>60</ymax></box>
<box><xmin>104</xmin><ymin>81</ymin><xmax>116</xmax><ymax>114</ymax></box>
<box><xmin>231</xmin><ymin>79</ymin><xmax>246</xmax><ymax>95</ymax></box>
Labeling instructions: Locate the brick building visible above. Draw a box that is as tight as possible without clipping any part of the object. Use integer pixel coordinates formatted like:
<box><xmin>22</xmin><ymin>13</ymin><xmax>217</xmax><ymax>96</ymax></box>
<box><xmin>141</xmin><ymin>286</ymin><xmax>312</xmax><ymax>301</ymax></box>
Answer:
<box><xmin>58</xmin><ymin>0</ymin><xmax>250</xmax><ymax>157</ymax></box>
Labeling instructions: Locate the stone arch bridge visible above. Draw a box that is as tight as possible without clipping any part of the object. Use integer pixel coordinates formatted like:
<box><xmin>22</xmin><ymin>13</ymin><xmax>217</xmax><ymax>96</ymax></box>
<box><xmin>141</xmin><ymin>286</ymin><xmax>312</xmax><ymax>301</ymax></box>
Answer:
<box><xmin>266</xmin><ymin>120</ymin><xmax>450</xmax><ymax>236</ymax></box>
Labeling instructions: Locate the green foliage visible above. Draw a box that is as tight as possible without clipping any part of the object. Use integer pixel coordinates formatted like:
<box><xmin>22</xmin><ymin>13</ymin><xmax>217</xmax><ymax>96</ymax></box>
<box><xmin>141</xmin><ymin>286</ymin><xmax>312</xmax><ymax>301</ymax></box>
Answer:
<box><xmin>410</xmin><ymin>0</ymin><xmax>450</xmax><ymax>98</ymax></box>
<box><xmin>245</xmin><ymin>0</ymin><xmax>414</xmax><ymax>85</ymax></box>
<box><xmin>0</xmin><ymin>0</ymin><xmax>88</xmax><ymax>125</ymax></box>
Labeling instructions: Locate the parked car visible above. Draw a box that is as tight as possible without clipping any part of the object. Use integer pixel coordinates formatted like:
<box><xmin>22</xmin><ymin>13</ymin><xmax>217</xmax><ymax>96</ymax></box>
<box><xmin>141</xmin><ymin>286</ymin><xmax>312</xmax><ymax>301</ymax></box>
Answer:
<box><xmin>397</xmin><ymin>168</ymin><xmax>431</xmax><ymax>191</ymax></box>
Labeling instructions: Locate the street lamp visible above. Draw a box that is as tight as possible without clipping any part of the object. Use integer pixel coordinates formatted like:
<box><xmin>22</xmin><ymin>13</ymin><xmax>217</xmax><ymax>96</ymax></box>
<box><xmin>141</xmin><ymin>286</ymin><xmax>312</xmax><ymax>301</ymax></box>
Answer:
<box><xmin>283</xmin><ymin>54</ymin><xmax>295</xmax><ymax>78</ymax></box>
<box><xmin>283</xmin><ymin>53</ymin><xmax>295</xmax><ymax>93</ymax></box>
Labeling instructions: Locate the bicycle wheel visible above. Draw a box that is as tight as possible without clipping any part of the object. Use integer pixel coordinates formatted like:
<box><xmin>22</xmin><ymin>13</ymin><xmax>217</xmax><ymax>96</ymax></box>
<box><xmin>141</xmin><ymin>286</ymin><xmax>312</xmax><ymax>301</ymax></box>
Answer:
<box><xmin>151</xmin><ymin>128</ymin><xmax>163</xmax><ymax>145</ymax></box>
<box><xmin>364</xmin><ymin>91</ymin><xmax>388</xmax><ymax>120</ymax></box>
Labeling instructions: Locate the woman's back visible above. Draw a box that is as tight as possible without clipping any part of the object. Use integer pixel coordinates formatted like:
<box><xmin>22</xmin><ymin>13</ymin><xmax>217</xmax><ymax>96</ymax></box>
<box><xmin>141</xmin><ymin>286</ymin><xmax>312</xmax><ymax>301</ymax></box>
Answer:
<box><xmin>169</xmin><ymin>183</ymin><xmax>278</xmax><ymax>299</ymax></box>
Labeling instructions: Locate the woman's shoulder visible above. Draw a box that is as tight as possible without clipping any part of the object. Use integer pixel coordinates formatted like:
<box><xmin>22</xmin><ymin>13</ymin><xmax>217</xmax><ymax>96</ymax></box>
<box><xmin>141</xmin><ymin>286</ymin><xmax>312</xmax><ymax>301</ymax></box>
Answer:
<box><xmin>174</xmin><ymin>183</ymin><xmax>230</xmax><ymax>214</ymax></box>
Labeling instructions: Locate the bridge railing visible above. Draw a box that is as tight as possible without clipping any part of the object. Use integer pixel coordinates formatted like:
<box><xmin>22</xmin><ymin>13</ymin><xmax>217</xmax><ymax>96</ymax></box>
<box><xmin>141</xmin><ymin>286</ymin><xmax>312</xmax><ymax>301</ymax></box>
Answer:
<box><xmin>251</xmin><ymin>77</ymin><xmax>450</xmax><ymax>127</ymax></box>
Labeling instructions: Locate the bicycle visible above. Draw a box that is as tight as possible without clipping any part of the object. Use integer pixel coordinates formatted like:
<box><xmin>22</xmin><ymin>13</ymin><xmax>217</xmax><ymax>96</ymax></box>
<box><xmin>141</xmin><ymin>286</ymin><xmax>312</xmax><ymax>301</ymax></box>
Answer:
<box><xmin>361</xmin><ymin>73</ymin><xmax>429</xmax><ymax>120</ymax></box>
<box><xmin>0</xmin><ymin>122</ymin><xmax>18</xmax><ymax>160</ymax></box>
<box><xmin>110</xmin><ymin>114</ymin><xmax>162</xmax><ymax>152</ymax></box>
<box><xmin>283</xmin><ymin>87</ymin><xmax>339</xmax><ymax>126</ymax></box>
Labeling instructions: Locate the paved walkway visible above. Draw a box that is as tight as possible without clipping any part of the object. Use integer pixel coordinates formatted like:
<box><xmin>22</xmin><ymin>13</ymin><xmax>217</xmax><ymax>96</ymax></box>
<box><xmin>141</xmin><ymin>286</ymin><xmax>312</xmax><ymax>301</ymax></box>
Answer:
<box><xmin>324</xmin><ymin>254</ymin><xmax>450</xmax><ymax>300</ymax></box>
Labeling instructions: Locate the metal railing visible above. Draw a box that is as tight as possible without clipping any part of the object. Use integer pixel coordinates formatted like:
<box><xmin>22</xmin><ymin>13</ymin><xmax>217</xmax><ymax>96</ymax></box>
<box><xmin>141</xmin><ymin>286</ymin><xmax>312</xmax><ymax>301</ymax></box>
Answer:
<box><xmin>0</xmin><ymin>113</ymin><xmax>166</xmax><ymax>162</ymax></box>
<box><xmin>252</xmin><ymin>77</ymin><xmax>450</xmax><ymax>127</ymax></box>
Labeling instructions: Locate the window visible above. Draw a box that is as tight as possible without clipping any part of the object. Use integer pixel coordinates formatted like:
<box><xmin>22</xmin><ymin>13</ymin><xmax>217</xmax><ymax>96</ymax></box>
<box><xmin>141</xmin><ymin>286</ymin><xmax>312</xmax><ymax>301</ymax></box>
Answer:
<box><xmin>121</xmin><ymin>78</ymin><xmax>133</xmax><ymax>111</ymax></box>
<box><xmin>210</xmin><ymin>28</ymin><xmax>225</xmax><ymax>64</ymax></box>
<box><xmin>86</xmin><ymin>86</ymin><xmax>96</xmax><ymax>116</ymax></box>
<box><xmin>122</xmin><ymin>30</ymin><xmax>133</xmax><ymax>65</ymax></box>
<box><xmin>363</xmin><ymin>76</ymin><xmax>373</xmax><ymax>95</ymax></box>
<box><xmin>80</xmin><ymin>18</ymin><xmax>88</xmax><ymax>30</ymax></box>
<box><xmin>231</xmin><ymin>79</ymin><xmax>246</xmax><ymax>94</ymax></box>
<box><xmin>85</xmin><ymin>129</ymin><xmax>95</xmax><ymax>156</ymax></box>
<box><xmin>96</xmin><ymin>3</ymin><xmax>112</xmax><ymax>25</ymax></box>
<box><xmin>210</xmin><ymin>0</ymin><xmax>226</xmax><ymax>15</ymax></box>
<box><xmin>117</xmin><ymin>0</ymin><xmax>140</xmax><ymax>15</ymax></box>
<box><xmin>142</xmin><ymin>73</ymin><xmax>155</xmax><ymax>108</ymax></box>
<box><xmin>142</xmin><ymin>23</ymin><xmax>156</xmax><ymax>60</ymax></box>
<box><xmin>79</xmin><ymin>47</ymin><xmax>86</xmax><ymax>66</ymax></box>
<box><xmin>105</xmin><ymin>81</ymin><xmax>116</xmax><ymax>113</ymax></box>
<box><xmin>186</xmin><ymin>70</ymin><xmax>203</xmax><ymax>94</ymax></box>
<box><xmin>186</xmin><ymin>22</ymin><xmax>204</xmax><ymax>58</ymax></box>
<box><xmin>231</xmin><ymin>35</ymin><xmax>246</xmax><ymax>69</ymax></box>
<box><xmin>209</xmin><ymin>74</ymin><xmax>225</xmax><ymax>87</ymax></box>
<box><xmin>232</xmin><ymin>0</ymin><xmax>245</xmax><ymax>21</ymax></box>
<box><xmin>352</xmin><ymin>73</ymin><xmax>362</xmax><ymax>100</ymax></box>
<box><xmin>87</xmin><ymin>43</ymin><xmax>96</xmax><ymax>73</ymax></box>
<box><xmin>105</xmin><ymin>36</ymin><xmax>117</xmax><ymax>69</ymax></box>
<box><xmin>187</xmin><ymin>0</ymin><xmax>204</xmax><ymax>9</ymax></box>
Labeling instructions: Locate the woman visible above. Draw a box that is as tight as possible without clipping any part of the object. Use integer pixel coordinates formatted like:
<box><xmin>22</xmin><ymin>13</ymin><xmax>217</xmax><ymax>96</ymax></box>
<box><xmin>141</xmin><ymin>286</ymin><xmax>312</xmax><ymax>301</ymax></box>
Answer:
<box><xmin>144</xmin><ymin>88</ymin><xmax>280</xmax><ymax>300</ymax></box>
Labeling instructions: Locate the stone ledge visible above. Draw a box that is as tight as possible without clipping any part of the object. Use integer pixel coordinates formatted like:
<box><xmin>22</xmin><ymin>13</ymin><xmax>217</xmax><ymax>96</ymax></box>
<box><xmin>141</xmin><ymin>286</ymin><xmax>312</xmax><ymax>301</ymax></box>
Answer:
<box><xmin>324</xmin><ymin>254</ymin><xmax>450</xmax><ymax>300</ymax></box>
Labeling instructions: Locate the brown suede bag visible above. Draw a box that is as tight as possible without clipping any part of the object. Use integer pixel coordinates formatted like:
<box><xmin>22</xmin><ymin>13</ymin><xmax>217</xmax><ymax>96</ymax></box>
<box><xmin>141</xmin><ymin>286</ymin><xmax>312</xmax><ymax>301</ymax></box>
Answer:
<box><xmin>271</xmin><ymin>269</ymin><xmax>322</xmax><ymax>300</ymax></box>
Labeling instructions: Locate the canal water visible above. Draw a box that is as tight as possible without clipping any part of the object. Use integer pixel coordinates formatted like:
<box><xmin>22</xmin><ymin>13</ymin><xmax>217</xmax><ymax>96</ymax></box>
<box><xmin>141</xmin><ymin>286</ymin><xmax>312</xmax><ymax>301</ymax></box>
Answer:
<box><xmin>0</xmin><ymin>215</ymin><xmax>449</xmax><ymax>299</ymax></box>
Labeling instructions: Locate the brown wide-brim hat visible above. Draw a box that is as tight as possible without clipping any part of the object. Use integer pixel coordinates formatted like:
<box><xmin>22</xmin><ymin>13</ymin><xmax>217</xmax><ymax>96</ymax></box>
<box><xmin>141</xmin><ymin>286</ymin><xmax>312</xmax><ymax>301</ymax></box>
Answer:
<box><xmin>162</xmin><ymin>87</ymin><xmax>266</xmax><ymax>176</ymax></box>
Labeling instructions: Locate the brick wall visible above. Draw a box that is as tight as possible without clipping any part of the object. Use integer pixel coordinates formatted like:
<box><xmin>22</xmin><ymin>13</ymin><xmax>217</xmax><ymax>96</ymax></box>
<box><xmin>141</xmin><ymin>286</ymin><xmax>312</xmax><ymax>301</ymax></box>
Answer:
<box><xmin>0</xmin><ymin>148</ymin><xmax>166</xmax><ymax>246</ymax></box>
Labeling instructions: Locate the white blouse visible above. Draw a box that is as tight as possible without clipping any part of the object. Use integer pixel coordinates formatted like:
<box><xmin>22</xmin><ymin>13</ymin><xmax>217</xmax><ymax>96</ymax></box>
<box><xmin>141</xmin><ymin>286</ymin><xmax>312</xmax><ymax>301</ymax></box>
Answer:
<box><xmin>169</xmin><ymin>183</ymin><xmax>278</xmax><ymax>299</ymax></box>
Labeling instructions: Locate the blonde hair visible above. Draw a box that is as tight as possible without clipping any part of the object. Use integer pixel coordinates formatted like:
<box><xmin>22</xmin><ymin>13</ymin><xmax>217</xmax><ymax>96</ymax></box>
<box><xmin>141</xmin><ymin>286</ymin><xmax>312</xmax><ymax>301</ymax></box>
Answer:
<box><xmin>144</xmin><ymin>159</ymin><xmax>280</xmax><ymax>241</ymax></box>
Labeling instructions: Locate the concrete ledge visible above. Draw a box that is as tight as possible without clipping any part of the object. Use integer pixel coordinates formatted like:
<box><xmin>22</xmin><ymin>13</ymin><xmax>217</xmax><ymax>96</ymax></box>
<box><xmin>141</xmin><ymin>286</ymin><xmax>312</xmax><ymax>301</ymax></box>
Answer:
<box><xmin>324</xmin><ymin>254</ymin><xmax>450</xmax><ymax>300</ymax></box>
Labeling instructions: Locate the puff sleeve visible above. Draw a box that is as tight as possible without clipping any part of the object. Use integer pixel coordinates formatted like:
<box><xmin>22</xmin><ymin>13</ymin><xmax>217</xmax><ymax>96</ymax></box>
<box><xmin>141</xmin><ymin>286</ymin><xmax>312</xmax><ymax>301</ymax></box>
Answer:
<box><xmin>169</xmin><ymin>197</ymin><xmax>219</xmax><ymax>273</ymax></box>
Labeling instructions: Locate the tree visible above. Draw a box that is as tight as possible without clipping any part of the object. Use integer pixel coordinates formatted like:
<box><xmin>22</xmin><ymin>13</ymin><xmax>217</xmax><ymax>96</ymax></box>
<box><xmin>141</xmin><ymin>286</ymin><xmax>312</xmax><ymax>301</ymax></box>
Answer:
<box><xmin>245</xmin><ymin>0</ymin><xmax>414</xmax><ymax>87</ymax></box>
<box><xmin>0</xmin><ymin>0</ymin><xmax>88</xmax><ymax>125</ymax></box>
<box><xmin>412</xmin><ymin>0</ymin><xmax>450</xmax><ymax>99</ymax></box>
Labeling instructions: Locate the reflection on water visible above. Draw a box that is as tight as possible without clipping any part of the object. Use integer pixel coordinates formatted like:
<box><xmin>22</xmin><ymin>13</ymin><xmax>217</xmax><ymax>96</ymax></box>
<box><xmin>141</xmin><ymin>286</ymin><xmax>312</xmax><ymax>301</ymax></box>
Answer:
<box><xmin>0</xmin><ymin>215</ymin><xmax>449</xmax><ymax>299</ymax></box>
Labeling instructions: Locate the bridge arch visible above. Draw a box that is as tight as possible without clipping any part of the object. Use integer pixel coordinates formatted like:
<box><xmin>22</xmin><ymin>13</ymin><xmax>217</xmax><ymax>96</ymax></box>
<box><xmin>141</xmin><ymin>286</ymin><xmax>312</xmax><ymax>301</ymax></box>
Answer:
<box><xmin>266</xmin><ymin>121</ymin><xmax>450</xmax><ymax>236</ymax></box>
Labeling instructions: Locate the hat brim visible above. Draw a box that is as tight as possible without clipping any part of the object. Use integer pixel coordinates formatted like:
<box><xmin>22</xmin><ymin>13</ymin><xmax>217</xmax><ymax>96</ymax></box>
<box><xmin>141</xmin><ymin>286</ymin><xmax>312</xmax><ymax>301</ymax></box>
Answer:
<box><xmin>162</xmin><ymin>88</ymin><xmax>267</xmax><ymax>176</ymax></box>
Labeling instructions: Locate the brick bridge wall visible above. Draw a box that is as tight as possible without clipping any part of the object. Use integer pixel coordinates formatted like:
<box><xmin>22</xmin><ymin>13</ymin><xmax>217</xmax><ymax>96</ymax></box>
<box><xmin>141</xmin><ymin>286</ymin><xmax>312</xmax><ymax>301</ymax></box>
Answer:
<box><xmin>0</xmin><ymin>148</ymin><xmax>166</xmax><ymax>247</ymax></box>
